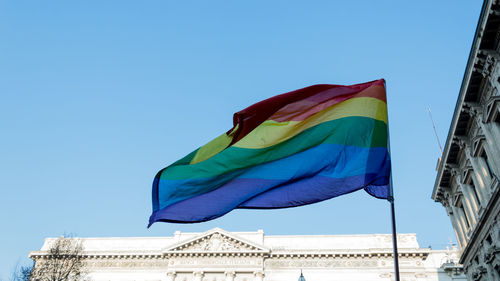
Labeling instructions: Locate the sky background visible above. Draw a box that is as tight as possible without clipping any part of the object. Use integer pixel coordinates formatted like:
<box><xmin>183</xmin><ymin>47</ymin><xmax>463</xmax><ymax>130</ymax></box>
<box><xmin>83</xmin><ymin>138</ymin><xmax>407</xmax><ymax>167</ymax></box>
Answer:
<box><xmin>0</xmin><ymin>0</ymin><xmax>483</xmax><ymax>279</ymax></box>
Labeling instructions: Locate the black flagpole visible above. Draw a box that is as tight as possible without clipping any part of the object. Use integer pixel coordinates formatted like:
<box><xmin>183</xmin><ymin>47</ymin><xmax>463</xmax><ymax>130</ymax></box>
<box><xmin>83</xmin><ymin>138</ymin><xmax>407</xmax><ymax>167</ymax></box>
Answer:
<box><xmin>385</xmin><ymin>79</ymin><xmax>400</xmax><ymax>281</ymax></box>
<box><xmin>389</xmin><ymin>192</ymin><xmax>401</xmax><ymax>281</ymax></box>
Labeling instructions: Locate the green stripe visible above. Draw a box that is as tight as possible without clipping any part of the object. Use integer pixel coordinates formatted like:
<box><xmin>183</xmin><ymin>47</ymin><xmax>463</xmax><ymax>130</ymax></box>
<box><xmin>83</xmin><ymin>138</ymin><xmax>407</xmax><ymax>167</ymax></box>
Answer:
<box><xmin>161</xmin><ymin>116</ymin><xmax>387</xmax><ymax>180</ymax></box>
<box><xmin>170</xmin><ymin>148</ymin><xmax>199</xmax><ymax>166</ymax></box>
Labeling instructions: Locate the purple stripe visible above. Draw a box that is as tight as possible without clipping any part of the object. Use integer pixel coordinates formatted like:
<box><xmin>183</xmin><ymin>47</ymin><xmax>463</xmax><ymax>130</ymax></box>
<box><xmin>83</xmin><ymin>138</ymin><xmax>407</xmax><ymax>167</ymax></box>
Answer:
<box><xmin>239</xmin><ymin>174</ymin><xmax>388</xmax><ymax>208</ymax></box>
<box><xmin>148</xmin><ymin>174</ymin><xmax>389</xmax><ymax>225</ymax></box>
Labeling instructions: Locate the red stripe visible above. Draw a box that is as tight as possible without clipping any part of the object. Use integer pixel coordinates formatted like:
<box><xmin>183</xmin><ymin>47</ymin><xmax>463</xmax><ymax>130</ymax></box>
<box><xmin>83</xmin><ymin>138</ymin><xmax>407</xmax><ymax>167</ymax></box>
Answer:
<box><xmin>269</xmin><ymin>84</ymin><xmax>386</xmax><ymax>122</ymax></box>
<box><xmin>228</xmin><ymin>79</ymin><xmax>385</xmax><ymax>145</ymax></box>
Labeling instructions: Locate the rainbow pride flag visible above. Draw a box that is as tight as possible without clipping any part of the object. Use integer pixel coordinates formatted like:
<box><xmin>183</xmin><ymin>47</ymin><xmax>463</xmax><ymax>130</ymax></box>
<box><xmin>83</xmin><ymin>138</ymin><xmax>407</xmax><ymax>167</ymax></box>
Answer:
<box><xmin>149</xmin><ymin>79</ymin><xmax>391</xmax><ymax>225</ymax></box>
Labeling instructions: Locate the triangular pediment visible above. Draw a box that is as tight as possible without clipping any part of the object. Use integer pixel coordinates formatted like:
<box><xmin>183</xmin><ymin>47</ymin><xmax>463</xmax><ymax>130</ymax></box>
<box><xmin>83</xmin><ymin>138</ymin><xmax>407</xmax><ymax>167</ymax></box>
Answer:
<box><xmin>163</xmin><ymin>228</ymin><xmax>269</xmax><ymax>254</ymax></box>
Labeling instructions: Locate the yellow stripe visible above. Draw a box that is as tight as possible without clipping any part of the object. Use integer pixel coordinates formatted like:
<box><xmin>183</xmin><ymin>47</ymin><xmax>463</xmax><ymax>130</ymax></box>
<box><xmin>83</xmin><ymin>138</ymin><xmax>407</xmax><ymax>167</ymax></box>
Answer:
<box><xmin>190</xmin><ymin>125</ymin><xmax>238</xmax><ymax>164</ymax></box>
<box><xmin>233</xmin><ymin>97</ymin><xmax>387</xmax><ymax>149</ymax></box>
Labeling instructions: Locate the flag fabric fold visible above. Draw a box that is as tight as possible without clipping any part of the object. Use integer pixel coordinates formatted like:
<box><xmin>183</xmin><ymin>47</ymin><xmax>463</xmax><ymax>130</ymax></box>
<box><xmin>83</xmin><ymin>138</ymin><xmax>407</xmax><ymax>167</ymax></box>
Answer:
<box><xmin>149</xmin><ymin>79</ymin><xmax>391</xmax><ymax>226</ymax></box>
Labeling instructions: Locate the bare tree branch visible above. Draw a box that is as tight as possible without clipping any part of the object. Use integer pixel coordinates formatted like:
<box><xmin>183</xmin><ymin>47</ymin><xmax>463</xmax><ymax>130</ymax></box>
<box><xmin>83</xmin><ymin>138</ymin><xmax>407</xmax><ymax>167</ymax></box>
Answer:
<box><xmin>26</xmin><ymin>237</ymin><xmax>86</xmax><ymax>281</ymax></box>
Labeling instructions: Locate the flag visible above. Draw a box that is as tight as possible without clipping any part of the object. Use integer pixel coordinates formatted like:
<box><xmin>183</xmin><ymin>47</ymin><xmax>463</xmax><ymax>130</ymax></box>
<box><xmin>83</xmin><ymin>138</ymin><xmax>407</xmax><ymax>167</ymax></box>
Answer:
<box><xmin>149</xmin><ymin>79</ymin><xmax>391</xmax><ymax>226</ymax></box>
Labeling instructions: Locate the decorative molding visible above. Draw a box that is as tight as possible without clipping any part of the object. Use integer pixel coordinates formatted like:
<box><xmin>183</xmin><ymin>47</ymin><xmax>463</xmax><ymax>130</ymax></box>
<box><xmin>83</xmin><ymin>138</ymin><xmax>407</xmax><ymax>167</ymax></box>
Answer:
<box><xmin>471</xmin><ymin>265</ymin><xmax>487</xmax><ymax>281</ymax></box>
<box><xmin>471</xmin><ymin>135</ymin><xmax>486</xmax><ymax>157</ymax></box>
<box><xmin>169</xmin><ymin>256</ymin><xmax>263</xmax><ymax>268</ymax></box>
<box><xmin>484</xmin><ymin>245</ymin><xmax>500</xmax><ymax>263</ymax></box>
<box><xmin>463</xmin><ymin>165</ymin><xmax>474</xmax><ymax>183</ymax></box>
<box><xmin>85</xmin><ymin>259</ymin><xmax>170</xmax><ymax>269</ymax></box>
<box><xmin>163</xmin><ymin>228</ymin><xmax>269</xmax><ymax>256</ymax></box>
<box><xmin>414</xmin><ymin>272</ymin><xmax>427</xmax><ymax>278</ymax></box>
<box><xmin>253</xmin><ymin>271</ymin><xmax>264</xmax><ymax>277</ymax></box>
<box><xmin>453</xmin><ymin>192</ymin><xmax>464</xmax><ymax>207</ymax></box>
<box><xmin>265</xmin><ymin>258</ymin><xmax>379</xmax><ymax>269</ymax></box>
<box><xmin>31</xmin><ymin>228</ymin><xmax>465</xmax><ymax>280</ymax></box>
<box><xmin>485</xmin><ymin>97</ymin><xmax>500</xmax><ymax>122</ymax></box>
<box><xmin>452</xmin><ymin>136</ymin><xmax>467</xmax><ymax>149</ymax></box>
<box><xmin>193</xmin><ymin>271</ymin><xmax>204</xmax><ymax>277</ymax></box>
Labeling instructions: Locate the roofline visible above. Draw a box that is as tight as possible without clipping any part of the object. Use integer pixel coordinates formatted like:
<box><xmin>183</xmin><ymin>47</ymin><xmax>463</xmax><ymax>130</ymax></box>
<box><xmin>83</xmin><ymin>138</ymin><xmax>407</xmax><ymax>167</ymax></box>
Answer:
<box><xmin>38</xmin><ymin>232</ymin><xmax>418</xmax><ymax>240</ymax></box>
<box><xmin>432</xmin><ymin>0</ymin><xmax>491</xmax><ymax>200</ymax></box>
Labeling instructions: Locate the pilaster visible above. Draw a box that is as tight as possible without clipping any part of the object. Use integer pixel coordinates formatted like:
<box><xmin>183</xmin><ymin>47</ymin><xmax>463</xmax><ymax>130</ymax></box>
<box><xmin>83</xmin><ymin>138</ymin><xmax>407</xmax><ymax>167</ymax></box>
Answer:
<box><xmin>455</xmin><ymin>138</ymin><xmax>491</xmax><ymax>206</ymax></box>
<box><xmin>452</xmin><ymin>170</ymin><xmax>479</xmax><ymax>225</ymax></box>
<box><xmin>224</xmin><ymin>271</ymin><xmax>235</xmax><ymax>281</ymax></box>
<box><xmin>253</xmin><ymin>271</ymin><xmax>264</xmax><ymax>281</ymax></box>
<box><xmin>166</xmin><ymin>271</ymin><xmax>177</xmax><ymax>281</ymax></box>
<box><xmin>193</xmin><ymin>271</ymin><xmax>204</xmax><ymax>281</ymax></box>
<box><xmin>444</xmin><ymin>194</ymin><xmax>467</xmax><ymax>248</ymax></box>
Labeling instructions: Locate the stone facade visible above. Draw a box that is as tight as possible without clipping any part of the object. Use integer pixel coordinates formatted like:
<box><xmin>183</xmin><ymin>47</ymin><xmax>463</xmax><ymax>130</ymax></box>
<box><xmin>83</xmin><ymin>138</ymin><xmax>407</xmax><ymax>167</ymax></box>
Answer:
<box><xmin>30</xmin><ymin>228</ymin><xmax>465</xmax><ymax>281</ymax></box>
<box><xmin>431</xmin><ymin>0</ymin><xmax>500</xmax><ymax>280</ymax></box>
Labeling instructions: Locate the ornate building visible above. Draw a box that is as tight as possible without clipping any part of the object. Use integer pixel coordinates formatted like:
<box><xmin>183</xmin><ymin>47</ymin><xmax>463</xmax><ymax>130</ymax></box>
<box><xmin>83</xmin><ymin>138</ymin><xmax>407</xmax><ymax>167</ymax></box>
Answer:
<box><xmin>431</xmin><ymin>0</ymin><xmax>500</xmax><ymax>280</ymax></box>
<box><xmin>30</xmin><ymin>228</ymin><xmax>465</xmax><ymax>281</ymax></box>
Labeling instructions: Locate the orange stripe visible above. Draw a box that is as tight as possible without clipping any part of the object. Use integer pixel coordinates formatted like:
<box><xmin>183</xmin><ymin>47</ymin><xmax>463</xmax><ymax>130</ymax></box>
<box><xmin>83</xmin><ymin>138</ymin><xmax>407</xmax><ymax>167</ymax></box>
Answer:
<box><xmin>233</xmin><ymin>97</ymin><xmax>387</xmax><ymax>149</ymax></box>
<box><xmin>269</xmin><ymin>84</ymin><xmax>386</xmax><ymax>122</ymax></box>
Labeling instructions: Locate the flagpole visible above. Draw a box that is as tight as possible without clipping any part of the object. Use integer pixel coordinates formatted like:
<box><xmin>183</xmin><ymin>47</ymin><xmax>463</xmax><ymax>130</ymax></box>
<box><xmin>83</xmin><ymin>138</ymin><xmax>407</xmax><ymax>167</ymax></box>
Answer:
<box><xmin>388</xmin><ymin>193</ymin><xmax>401</xmax><ymax>281</ymax></box>
<box><xmin>385</xmin><ymin>79</ymin><xmax>400</xmax><ymax>281</ymax></box>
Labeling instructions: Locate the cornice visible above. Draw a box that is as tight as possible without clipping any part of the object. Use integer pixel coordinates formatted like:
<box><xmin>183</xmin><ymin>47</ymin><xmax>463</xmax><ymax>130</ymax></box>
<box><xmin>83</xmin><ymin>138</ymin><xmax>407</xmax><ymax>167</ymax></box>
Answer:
<box><xmin>162</xmin><ymin>228</ymin><xmax>270</xmax><ymax>257</ymax></box>
<box><xmin>269</xmin><ymin>251</ymin><xmax>429</xmax><ymax>260</ymax></box>
<box><xmin>433</xmin><ymin>0</ymin><xmax>493</xmax><ymax>200</ymax></box>
<box><xmin>459</xmin><ymin>180</ymin><xmax>500</xmax><ymax>264</ymax></box>
<box><xmin>165</xmin><ymin>252</ymin><xmax>267</xmax><ymax>258</ymax></box>
<box><xmin>30</xmin><ymin>250</ymin><xmax>430</xmax><ymax>261</ymax></box>
<box><xmin>30</xmin><ymin>252</ymin><xmax>164</xmax><ymax>260</ymax></box>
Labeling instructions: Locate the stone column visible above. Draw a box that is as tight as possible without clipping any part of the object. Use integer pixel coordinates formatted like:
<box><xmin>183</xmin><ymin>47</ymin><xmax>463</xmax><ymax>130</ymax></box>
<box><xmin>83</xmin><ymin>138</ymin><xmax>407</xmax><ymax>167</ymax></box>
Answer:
<box><xmin>468</xmin><ymin>152</ymin><xmax>489</xmax><ymax>187</ymax></box>
<box><xmin>443</xmin><ymin>196</ymin><xmax>466</xmax><ymax>249</ymax></box>
<box><xmin>468</xmin><ymin>111</ymin><xmax>498</xmax><ymax>184</ymax></box>
<box><xmin>453</xmin><ymin>228</ymin><xmax>464</xmax><ymax>250</ymax></box>
<box><xmin>480</xmin><ymin>130</ymin><xmax>500</xmax><ymax>174</ymax></box>
<box><xmin>253</xmin><ymin>271</ymin><xmax>264</xmax><ymax>281</ymax></box>
<box><xmin>485</xmin><ymin>259</ymin><xmax>498</xmax><ymax>280</ymax></box>
<box><xmin>451</xmin><ymin>203</ymin><xmax>470</xmax><ymax>241</ymax></box>
<box><xmin>459</xmin><ymin>189</ymin><xmax>477</xmax><ymax>226</ymax></box>
<box><xmin>193</xmin><ymin>271</ymin><xmax>204</xmax><ymax>281</ymax></box>
<box><xmin>470</xmin><ymin>171</ymin><xmax>490</xmax><ymax>208</ymax></box>
<box><xmin>166</xmin><ymin>271</ymin><xmax>177</xmax><ymax>281</ymax></box>
<box><xmin>462</xmin><ymin>144</ymin><xmax>491</xmax><ymax>205</ymax></box>
<box><xmin>460</xmin><ymin>184</ymin><xmax>480</xmax><ymax>224</ymax></box>
<box><xmin>452</xmin><ymin>171</ymin><xmax>479</xmax><ymax>226</ymax></box>
<box><xmin>446</xmin><ymin>194</ymin><xmax>469</xmax><ymax>246</ymax></box>
<box><xmin>477</xmin><ymin>115</ymin><xmax>500</xmax><ymax>176</ymax></box>
<box><xmin>224</xmin><ymin>271</ymin><xmax>235</xmax><ymax>281</ymax></box>
<box><xmin>476</xmin><ymin>155</ymin><xmax>493</xmax><ymax>185</ymax></box>
<box><xmin>487</xmin><ymin>121</ymin><xmax>500</xmax><ymax>148</ymax></box>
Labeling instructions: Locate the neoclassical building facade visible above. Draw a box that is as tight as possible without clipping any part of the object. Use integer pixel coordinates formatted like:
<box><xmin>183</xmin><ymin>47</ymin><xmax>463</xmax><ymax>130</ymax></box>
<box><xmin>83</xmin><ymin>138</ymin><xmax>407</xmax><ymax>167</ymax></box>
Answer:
<box><xmin>431</xmin><ymin>0</ymin><xmax>500</xmax><ymax>280</ymax></box>
<box><xmin>30</xmin><ymin>228</ymin><xmax>465</xmax><ymax>281</ymax></box>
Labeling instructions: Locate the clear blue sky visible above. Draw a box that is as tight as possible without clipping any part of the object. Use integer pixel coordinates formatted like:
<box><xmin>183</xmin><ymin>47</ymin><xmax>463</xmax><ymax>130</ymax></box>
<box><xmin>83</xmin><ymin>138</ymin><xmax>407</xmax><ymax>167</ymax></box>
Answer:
<box><xmin>0</xmin><ymin>0</ymin><xmax>482</xmax><ymax>279</ymax></box>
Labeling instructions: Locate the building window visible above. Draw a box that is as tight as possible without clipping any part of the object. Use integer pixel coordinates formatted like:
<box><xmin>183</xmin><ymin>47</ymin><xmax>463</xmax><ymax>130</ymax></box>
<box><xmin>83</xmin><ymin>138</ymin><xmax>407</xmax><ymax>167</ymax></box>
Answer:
<box><xmin>494</xmin><ymin>108</ymin><xmax>500</xmax><ymax>124</ymax></box>
<box><xmin>466</xmin><ymin>175</ymin><xmax>482</xmax><ymax>207</ymax></box>
<box><xmin>486</xmin><ymin>234</ymin><xmax>492</xmax><ymax>245</ymax></box>
<box><xmin>479</xmin><ymin>150</ymin><xmax>494</xmax><ymax>179</ymax></box>
<box><xmin>494</xmin><ymin>265</ymin><xmax>500</xmax><ymax>279</ymax></box>
<box><xmin>457</xmin><ymin>198</ymin><xmax>471</xmax><ymax>231</ymax></box>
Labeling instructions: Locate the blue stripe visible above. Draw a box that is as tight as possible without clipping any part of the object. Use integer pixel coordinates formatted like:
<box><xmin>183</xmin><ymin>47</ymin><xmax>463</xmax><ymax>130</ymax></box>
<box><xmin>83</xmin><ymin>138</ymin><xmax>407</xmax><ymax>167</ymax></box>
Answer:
<box><xmin>149</xmin><ymin>174</ymin><xmax>389</xmax><ymax>225</ymax></box>
<box><xmin>151</xmin><ymin>143</ymin><xmax>390</xmax><ymax>219</ymax></box>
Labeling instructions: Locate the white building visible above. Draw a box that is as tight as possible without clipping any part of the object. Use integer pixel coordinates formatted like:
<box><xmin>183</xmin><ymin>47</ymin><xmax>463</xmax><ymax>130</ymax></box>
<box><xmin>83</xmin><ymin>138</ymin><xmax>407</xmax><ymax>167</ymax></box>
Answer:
<box><xmin>431</xmin><ymin>0</ymin><xmax>500</xmax><ymax>280</ymax></box>
<box><xmin>30</xmin><ymin>228</ymin><xmax>465</xmax><ymax>281</ymax></box>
